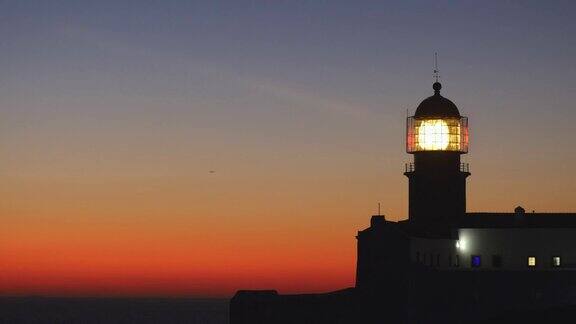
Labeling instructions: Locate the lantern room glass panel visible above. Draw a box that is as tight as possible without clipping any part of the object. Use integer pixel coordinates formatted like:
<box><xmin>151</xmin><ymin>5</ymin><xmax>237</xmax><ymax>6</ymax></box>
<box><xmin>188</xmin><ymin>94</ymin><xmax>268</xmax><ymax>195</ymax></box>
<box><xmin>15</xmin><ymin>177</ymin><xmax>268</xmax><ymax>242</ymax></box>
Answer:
<box><xmin>406</xmin><ymin>116</ymin><xmax>468</xmax><ymax>153</ymax></box>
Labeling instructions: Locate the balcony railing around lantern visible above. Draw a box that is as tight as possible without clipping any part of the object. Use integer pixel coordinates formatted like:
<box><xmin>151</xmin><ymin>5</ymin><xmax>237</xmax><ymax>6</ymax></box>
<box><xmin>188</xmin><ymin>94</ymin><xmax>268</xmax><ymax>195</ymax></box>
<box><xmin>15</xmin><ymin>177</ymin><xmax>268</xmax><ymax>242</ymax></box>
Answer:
<box><xmin>404</xmin><ymin>162</ymin><xmax>470</xmax><ymax>173</ymax></box>
<box><xmin>405</xmin><ymin>162</ymin><xmax>415</xmax><ymax>173</ymax></box>
<box><xmin>406</xmin><ymin>116</ymin><xmax>469</xmax><ymax>153</ymax></box>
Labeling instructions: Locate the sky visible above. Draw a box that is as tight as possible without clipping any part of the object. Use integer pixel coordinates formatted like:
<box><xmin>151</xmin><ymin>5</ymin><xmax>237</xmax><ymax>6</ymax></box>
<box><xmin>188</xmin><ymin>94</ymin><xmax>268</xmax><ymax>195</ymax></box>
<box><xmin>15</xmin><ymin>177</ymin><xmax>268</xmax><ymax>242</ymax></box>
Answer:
<box><xmin>1</xmin><ymin>0</ymin><xmax>576</xmax><ymax>297</ymax></box>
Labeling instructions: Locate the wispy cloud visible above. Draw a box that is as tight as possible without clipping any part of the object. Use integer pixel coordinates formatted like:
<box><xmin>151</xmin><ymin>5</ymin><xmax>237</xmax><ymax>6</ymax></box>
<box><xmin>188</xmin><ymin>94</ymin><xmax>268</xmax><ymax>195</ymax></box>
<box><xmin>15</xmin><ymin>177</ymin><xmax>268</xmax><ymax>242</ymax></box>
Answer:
<box><xmin>249</xmin><ymin>80</ymin><xmax>371</xmax><ymax>119</ymax></box>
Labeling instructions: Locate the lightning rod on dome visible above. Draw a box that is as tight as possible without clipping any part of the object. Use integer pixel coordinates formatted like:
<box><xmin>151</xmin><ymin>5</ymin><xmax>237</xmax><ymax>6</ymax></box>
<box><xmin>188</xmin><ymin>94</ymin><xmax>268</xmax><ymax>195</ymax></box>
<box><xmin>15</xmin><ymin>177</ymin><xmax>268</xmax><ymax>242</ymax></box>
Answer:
<box><xmin>434</xmin><ymin>52</ymin><xmax>440</xmax><ymax>83</ymax></box>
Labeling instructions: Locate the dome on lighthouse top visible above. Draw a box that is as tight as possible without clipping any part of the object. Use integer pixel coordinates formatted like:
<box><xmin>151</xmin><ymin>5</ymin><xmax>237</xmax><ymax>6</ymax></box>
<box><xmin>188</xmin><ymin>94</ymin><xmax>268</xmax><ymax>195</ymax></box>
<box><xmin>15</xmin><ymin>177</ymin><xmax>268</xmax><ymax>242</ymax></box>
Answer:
<box><xmin>414</xmin><ymin>82</ymin><xmax>460</xmax><ymax>118</ymax></box>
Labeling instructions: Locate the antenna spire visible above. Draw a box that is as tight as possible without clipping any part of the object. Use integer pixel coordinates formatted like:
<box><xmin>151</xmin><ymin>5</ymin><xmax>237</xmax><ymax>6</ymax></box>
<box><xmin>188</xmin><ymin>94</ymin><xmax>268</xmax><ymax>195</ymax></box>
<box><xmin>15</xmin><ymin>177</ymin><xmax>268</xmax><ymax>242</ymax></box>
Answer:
<box><xmin>433</xmin><ymin>52</ymin><xmax>440</xmax><ymax>83</ymax></box>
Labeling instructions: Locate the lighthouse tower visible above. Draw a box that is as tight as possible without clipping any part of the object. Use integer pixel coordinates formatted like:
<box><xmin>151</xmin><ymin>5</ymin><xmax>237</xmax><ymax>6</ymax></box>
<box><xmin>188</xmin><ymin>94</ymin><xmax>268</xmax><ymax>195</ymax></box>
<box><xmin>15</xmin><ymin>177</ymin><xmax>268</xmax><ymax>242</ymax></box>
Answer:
<box><xmin>404</xmin><ymin>82</ymin><xmax>470</xmax><ymax>224</ymax></box>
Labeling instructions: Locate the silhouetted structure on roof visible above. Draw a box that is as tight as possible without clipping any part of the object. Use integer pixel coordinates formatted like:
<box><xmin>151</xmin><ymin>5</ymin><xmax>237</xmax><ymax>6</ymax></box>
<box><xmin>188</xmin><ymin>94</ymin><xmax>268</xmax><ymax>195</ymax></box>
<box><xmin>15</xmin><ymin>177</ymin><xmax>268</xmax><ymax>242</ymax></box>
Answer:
<box><xmin>231</xmin><ymin>81</ymin><xmax>576</xmax><ymax>323</ymax></box>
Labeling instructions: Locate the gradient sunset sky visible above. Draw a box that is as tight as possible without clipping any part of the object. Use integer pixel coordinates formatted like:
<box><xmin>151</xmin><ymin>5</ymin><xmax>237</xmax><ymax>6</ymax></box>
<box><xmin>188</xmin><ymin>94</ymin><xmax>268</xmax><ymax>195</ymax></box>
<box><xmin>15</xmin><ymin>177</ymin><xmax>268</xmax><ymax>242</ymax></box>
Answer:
<box><xmin>1</xmin><ymin>0</ymin><xmax>576</xmax><ymax>297</ymax></box>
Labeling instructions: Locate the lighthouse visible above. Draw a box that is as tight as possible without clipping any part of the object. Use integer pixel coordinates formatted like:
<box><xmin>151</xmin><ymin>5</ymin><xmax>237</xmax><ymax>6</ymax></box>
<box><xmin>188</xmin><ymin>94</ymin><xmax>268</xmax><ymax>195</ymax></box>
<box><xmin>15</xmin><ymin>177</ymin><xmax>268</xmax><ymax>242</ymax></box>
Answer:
<box><xmin>233</xmin><ymin>74</ymin><xmax>576</xmax><ymax>324</ymax></box>
<box><xmin>404</xmin><ymin>81</ymin><xmax>470</xmax><ymax>224</ymax></box>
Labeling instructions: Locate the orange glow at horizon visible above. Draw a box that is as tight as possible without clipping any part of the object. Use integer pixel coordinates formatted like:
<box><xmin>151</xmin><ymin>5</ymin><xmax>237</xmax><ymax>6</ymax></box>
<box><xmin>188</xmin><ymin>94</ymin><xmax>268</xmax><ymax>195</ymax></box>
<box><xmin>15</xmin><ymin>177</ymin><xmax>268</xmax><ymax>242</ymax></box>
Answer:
<box><xmin>2</xmin><ymin>129</ymin><xmax>576</xmax><ymax>298</ymax></box>
<box><xmin>0</xmin><ymin>172</ymin><xmax>366</xmax><ymax>297</ymax></box>
<box><xmin>2</xmin><ymin>134</ymin><xmax>576</xmax><ymax>297</ymax></box>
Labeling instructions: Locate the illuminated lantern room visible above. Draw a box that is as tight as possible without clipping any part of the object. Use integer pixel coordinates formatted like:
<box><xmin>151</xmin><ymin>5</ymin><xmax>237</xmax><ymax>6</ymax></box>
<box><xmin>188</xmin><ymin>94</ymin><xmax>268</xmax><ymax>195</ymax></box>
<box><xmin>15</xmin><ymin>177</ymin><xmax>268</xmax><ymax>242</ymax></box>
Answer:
<box><xmin>406</xmin><ymin>82</ymin><xmax>469</xmax><ymax>153</ymax></box>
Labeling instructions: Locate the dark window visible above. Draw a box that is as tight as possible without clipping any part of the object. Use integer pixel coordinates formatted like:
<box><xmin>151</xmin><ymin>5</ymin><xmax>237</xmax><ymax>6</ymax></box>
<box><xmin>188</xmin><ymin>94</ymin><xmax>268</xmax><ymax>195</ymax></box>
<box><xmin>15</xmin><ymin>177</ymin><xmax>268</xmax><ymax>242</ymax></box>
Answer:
<box><xmin>416</xmin><ymin>252</ymin><xmax>420</xmax><ymax>263</ymax></box>
<box><xmin>436</xmin><ymin>254</ymin><xmax>440</xmax><ymax>267</ymax></box>
<box><xmin>492</xmin><ymin>255</ymin><xmax>502</xmax><ymax>268</ymax></box>
<box><xmin>455</xmin><ymin>255</ymin><xmax>460</xmax><ymax>267</ymax></box>
<box><xmin>471</xmin><ymin>255</ymin><xmax>481</xmax><ymax>268</ymax></box>
<box><xmin>448</xmin><ymin>254</ymin><xmax>452</xmax><ymax>267</ymax></box>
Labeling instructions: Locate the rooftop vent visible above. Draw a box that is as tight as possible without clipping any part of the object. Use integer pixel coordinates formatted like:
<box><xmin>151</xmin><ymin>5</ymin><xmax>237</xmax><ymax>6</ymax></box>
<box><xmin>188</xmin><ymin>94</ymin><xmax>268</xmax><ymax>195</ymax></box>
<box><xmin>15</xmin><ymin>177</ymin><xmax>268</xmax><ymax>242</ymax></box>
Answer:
<box><xmin>371</xmin><ymin>215</ymin><xmax>386</xmax><ymax>227</ymax></box>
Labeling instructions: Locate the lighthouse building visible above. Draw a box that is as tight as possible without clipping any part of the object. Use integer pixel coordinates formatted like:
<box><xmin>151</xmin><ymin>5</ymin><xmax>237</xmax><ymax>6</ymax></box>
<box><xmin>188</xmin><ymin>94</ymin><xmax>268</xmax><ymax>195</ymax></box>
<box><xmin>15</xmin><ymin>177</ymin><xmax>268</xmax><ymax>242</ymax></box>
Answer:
<box><xmin>356</xmin><ymin>82</ymin><xmax>576</xmax><ymax>290</ymax></box>
<box><xmin>232</xmin><ymin>81</ymin><xmax>576</xmax><ymax>324</ymax></box>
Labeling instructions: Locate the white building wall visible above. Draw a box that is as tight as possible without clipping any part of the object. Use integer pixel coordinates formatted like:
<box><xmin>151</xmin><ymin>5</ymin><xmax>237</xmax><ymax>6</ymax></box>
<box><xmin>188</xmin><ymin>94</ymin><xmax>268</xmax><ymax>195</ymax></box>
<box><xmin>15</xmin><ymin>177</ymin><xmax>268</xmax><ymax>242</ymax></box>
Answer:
<box><xmin>410</xmin><ymin>228</ymin><xmax>576</xmax><ymax>270</ymax></box>
<box><xmin>457</xmin><ymin>228</ymin><xmax>576</xmax><ymax>270</ymax></box>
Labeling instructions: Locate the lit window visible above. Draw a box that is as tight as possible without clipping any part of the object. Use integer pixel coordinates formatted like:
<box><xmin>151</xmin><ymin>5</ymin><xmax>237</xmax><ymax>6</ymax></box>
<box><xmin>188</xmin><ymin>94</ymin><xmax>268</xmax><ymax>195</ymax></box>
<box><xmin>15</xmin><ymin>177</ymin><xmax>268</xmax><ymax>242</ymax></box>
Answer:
<box><xmin>552</xmin><ymin>256</ymin><xmax>561</xmax><ymax>267</ymax></box>
<box><xmin>528</xmin><ymin>256</ymin><xmax>536</xmax><ymax>267</ymax></box>
<box><xmin>471</xmin><ymin>255</ymin><xmax>481</xmax><ymax>268</ymax></box>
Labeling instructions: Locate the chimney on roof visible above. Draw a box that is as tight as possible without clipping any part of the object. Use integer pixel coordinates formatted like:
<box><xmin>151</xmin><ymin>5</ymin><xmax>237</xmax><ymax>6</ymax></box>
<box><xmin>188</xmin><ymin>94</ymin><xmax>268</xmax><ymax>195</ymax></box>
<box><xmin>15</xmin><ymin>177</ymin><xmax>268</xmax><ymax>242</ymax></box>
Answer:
<box><xmin>514</xmin><ymin>206</ymin><xmax>525</xmax><ymax>223</ymax></box>
<box><xmin>371</xmin><ymin>215</ymin><xmax>386</xmax><ymax>227</ymax></box>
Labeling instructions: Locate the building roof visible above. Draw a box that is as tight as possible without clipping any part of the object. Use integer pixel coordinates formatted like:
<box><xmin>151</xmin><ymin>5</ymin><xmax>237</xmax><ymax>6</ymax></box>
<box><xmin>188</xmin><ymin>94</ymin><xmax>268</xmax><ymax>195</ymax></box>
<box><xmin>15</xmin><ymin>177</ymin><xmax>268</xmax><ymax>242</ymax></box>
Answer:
<box><xmin>359</xmin><ymin>213</ymin><xmax>576</xmax><ymax>241</ymax></box>
<box><xmin>414</xmin><ymin>82</ymin><xmax>461</xmax><ymax>118</ymax></box>
<box><xmin>458</xmin><ymin>212</ymin><xmax>576</xmax><ymax>228</ymax></box>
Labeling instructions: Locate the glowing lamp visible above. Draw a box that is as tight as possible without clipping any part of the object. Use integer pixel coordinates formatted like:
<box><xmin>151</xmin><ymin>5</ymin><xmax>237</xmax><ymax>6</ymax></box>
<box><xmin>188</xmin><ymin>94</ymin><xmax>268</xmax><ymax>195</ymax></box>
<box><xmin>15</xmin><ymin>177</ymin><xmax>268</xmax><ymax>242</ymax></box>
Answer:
<box><xmin>406</xmin><ymin>116</ymin><xmax>469</xmax><ymax>153</ymax></box>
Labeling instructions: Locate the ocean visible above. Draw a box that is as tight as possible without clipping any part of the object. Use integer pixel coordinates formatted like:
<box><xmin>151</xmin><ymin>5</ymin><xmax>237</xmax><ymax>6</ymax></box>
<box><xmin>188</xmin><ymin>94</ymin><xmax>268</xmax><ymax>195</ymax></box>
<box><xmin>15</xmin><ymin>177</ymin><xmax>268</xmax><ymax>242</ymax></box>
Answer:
<box><xmin>0</xmin><ymin>297</ymin><xmax>229</xmax><ymax>324</ymax></box>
